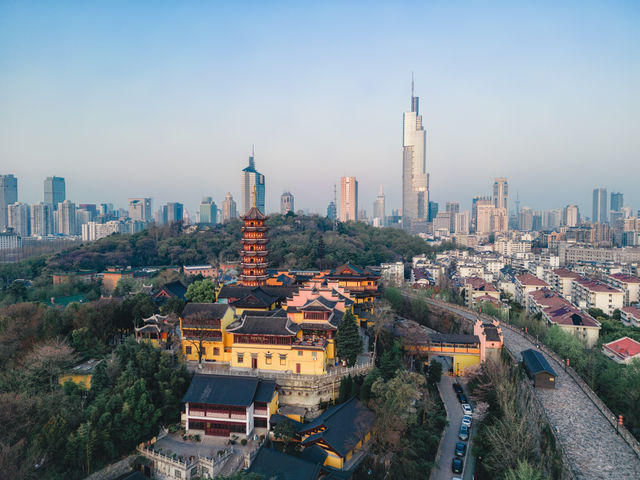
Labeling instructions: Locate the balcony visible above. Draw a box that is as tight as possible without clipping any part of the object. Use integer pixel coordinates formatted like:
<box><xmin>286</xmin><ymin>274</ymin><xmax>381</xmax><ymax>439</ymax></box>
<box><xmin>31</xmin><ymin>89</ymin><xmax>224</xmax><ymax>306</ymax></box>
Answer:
<box><xmin>241</xmin><ymin>250</ymin><xmax>269</xmax><ymax>257</ymax></box>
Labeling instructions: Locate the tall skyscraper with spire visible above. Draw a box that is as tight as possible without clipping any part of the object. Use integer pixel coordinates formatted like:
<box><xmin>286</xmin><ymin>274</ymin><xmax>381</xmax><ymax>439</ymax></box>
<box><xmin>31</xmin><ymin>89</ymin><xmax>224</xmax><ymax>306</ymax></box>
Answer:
<box><xmin>402</xmin><ymin>77</ymin><xmax>429</xmax><ymax>232</ymax></box>
<box><xmin>241</xmin><ymin>149</ymin><xmax>265</xmax><ymax>215</ymax></box>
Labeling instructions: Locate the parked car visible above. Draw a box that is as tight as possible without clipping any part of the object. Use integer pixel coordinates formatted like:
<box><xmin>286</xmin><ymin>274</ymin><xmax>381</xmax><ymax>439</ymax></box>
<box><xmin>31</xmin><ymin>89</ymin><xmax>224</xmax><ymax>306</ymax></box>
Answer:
<box><xmin>462</xmin><ymin>403</ymin><xmax>473</xmax><ymax>415</ymax></box>
<box><xmin>459</xmin><ymin>424</ymin><xmax>469</xmax><ymax>441</ymax></box>
<box><xmin>451</xmin><ymin>457</ymin><xmax>463</xmax><ymax>474</ymax></box>
<box><xmin>455</xmin><ymin>441</ymin><xmax>466</xmax><ymax>457</ymax></box>
<box><xmin>457</xmin><ymin>393</ymin><xmax>468</xmax><ymax>404</ymax></box>
<box><xmin>462</xmin><ymin>415</ymin><xmax>472</xmax><ymax>427</ymax></box>
<box><xmin>453</xmin><ymin>383</ymin><xmax>463</xmax><ymax>394</ymax></box>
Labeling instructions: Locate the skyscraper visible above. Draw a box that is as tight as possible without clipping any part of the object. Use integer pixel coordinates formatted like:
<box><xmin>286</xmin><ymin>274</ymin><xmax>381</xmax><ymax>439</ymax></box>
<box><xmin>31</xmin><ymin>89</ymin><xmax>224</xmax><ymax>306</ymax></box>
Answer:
<box><xmin>241</xmin><ymin>154</ymin><xmax>265</xmax><ymax>215</ymax></box>
<box><xmin>373</xmin><ymin>185</ymin><xmax>386</xmax><ymax>227</ymax></box>
<box><xmin>563</xmin><ymin>205</ymin><xmax>580</xmax><ymax>227</ymax></box>
<box><xmin>455</xmin><ymin>211</ymin><xmax>470</xmax><ymax>234</ymax></box>
<box><xmin>592</xmin><ymin>188</ymin><xmax>608</xmax><ymax>223</ymax></box>
<box><xmin>0</xmin><ymin>174</ymin><xmax>18</xmax><ymax>231</ymax></box>
<box><xmin>327</xmin><ymin>202</ymin><xmax>337</xmax><ymax>221</ymax></box>
<box><xmin>610</xmin><ymin>192</ymin><xmax>623</xmax><ymax>213</ymax></box>
<box><xmin>446</xmin><ymin>201</ymin><xmax>460</xmax><ymax>233</ymax></box>
<box><xmin>493</xmin><ymin>177</ymin><xmax>509</xmax><ymax>212</ymax></box>
<box><xmin>163</xmin><ymin>202</ymin><xmax>183</xmax><ymax>223</ymax></box>
<box><xmin>58</xmin><ymin>200</ymin><xmax>77</xmax><ymax>235</ymax></box>
<box><xmin>8</xmin><ymin>202</ymin><xmax>30</xmax><ymax>237</ymax></box>
<box><xmin>402</xmin><ymin>78</ymin><xmax>429</xmax><ymax>232</ymax></box>
<box><xmin>30</xmin><ymin>202</ymin><xmax>54</xmax><ymax>236</ymax></box>
<box><xmin>44</xmin><ymin>176</ymin><xmax>65</xmax><ymax>209</ymax></box>
<box><xmin>339</xmin><ymin>176</ymin><xmax>358</xmax><ymax>222</ymax></box>
<box><xmin>280</xmin><ymin>191</ymin><xmax>294</xmax><ymax>215</ymax></box>
<box><xmin>128</xmin><ymin>198</ymin><xmax>152</xmax><ymax>222</ymax></box>
<box><xmin>199</xmin><ymin>197</ymin><xmax>217</xmax><ymax>224</ymax></box>
<box><xmin>222</xmin><ymin>193</ymin><xmax>237</xmax><ymax>223</ymax></box>
<box><xmin>471</xmin><ymin>196</ymin><xmax>492</xmax><ymax>232</ymax></box>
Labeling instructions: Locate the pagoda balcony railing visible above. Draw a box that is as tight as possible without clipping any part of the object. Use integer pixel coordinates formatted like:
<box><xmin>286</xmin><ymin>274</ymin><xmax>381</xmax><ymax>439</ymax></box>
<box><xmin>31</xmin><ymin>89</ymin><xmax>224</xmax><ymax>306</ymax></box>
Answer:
<box><xmin>242</xmin><ymin>262</ymin><xmax>269</xmax><ymax>268</ymax></box>
<box><xmin>240</xmin><ymin>238</ymin><xmax>268</xmax><ymax>245</ymax></box>
<box><xmin>241</xmin><ymin>275</ymin><xmax>269</xmax><ymax>281</ymax></box>
<box><xmin>240</xmin><ymin>250</ymin><xmax>269</xmax><ymax>257</ymax></box>
<box><xmin>241</xmin><ymin>226</ymin><xmax>267</xmax><ymax>232</ymax></box>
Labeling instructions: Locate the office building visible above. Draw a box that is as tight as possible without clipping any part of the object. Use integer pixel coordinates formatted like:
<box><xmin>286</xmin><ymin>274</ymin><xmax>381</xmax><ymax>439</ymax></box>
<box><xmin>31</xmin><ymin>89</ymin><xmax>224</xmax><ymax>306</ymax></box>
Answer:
<box><xmin>241</xmin><ymin>155</ymin><xmax>265</xmax><ymax>215</ymax></box>
<box><xmin>373</xmin><ymin>185</ymin><xmax>385</xmax><ymax>226</ymax></box>
<box><xmin>455</xmin><ymin>211</ymin><xmax>470</xmax><ymax>234</ymax></box>
<box><xmin>30</xmin><ymin>202</ymin><xmax>54</xmax><ymax>236</ymax></box>
<box><xmin>280</xmin><ymin>191</ymin><xmax>294</xmax><ymax>215</ymax></box>
<box><xmin>402</xmin><ymin>79</ymin><xmax>429</xmax><ymax>232</ymax></box>
<box><xmin>7</xmin><ymin>202</ymin><xmax>30</xmax><ymax>237</ymax></box>
<box><xmin>222</xmin><ymin>193</ymin><xmax>237</xmax><ymax>223</ymax></box>
<box><xmin>0</xmin><ymin>174</ymin><xmax>18</xmax><ymax>231</ymax></box>
<box><xmin>58</xmin><ymin>200</ymin><xmax>77</xmax><ymax>236</ymax></box>
<box><xmin>592</xmin><ymin>188</ymin><xmax>608</xmax><ymax>224</ymax></box>
<box><xmin>471</xmin><ymin>196</ymin><xmax>492</xmax><ymax>232</ymax></box>
<box><xmin>165</xmin><ymin>202</ymin><xmax>184</xmax><ymax>224</ymax></box>
<box><xmin>518</xmin><ymin>207</ymin><xmax>534</xmax><ymax>231</ymax></box>
<box><xmin>611</xmin><ymin>192</ymin><xmax>623</xmax><ymax>213</ymax></box>
<box><xmin>563</xmin><ymin>205</ymin><xmax>580</xmax><ymax>227</ymax></box>
<box><xmin>493</xmin><ymin>177</ymin><xmax>509</xmax><ymax>211</ymax></box>
<box><xmin>0</xmin><ymin>231</ymin><xmax>21</xmax><ymax>250</ymax></box>
<box><xmin>44</xmin><ymin>176</ymin><xmax>65</xmax><ymax>209</ymax></box>
<box><xmin>327</xmin><ymin>201</ymin><xmax>337</xmax><ymax>221</ymax></box>
<box><xmin>199</xmin><ymin>197</ymin><xmax>217</xmax><ymax>224</ymax></box>
<box><xmin>433</xmin><ymin>212</ymin><xmax>451</xmax><ymax>234</ymax></box>
<box><xmin>428</xmin><ymin>201</ymin><xmax>439</xmax><ymax>223</ymax></box>
<box><xmin>542</xmin><ymin>210</ymin><xmax>562</xmax><ymax>230</ymax></box>
<box><xmin>128</xmin><ymin>198</ymin><xmax>152</xmax><ymax>222</ymax></box>
<box><xmin>446</xmin><ymin>201</ymin><xmax>460</xmax><ymax>233</ymax></box>
<box><xmin>340</xmin><ymin>176</ymin><xmax>358</xmax><ymax>222</ymax></box>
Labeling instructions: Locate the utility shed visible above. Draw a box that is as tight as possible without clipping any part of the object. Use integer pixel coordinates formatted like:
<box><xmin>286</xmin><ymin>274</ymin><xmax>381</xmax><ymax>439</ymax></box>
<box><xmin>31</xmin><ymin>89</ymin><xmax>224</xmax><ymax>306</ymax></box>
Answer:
<box><xmin>521</xmin><ymin>349</ymin><xmax>556</xmax><ymax>389</ymax></box>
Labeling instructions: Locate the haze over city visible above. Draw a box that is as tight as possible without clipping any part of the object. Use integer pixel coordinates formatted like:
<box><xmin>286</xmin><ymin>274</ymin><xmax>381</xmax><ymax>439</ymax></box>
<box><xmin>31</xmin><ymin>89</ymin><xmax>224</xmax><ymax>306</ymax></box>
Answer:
<box><xmin>1</xmin><ymin>1</ymin><xmax>638</xmax><ymax>215</ymax></box>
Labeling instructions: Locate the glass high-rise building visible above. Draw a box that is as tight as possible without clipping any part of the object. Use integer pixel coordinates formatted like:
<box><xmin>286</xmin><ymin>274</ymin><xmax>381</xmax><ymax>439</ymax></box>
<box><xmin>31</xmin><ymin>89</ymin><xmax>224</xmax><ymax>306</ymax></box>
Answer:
<box><xmin>339</xmin><ymin>176</ymin><xmax>358</xmax><ymax>222</ymax></box>
<box><xmin>610</xmin><ymin>192</ymin><xmax>623</xmax><ymax>213</ymax></box>
<box><xmin>199</xmin><ymin>197</ymin><xmax>217</xmax><ymax>224</ymax></box>
<box><xmin>241</xmin><ymin>155</ymin><xmax>265</xmax><ymax>215</ymax></box>
<box><xmin>0</xmin><ymin>174</ymin><xmax>18</xmax><ymax>230</ymax></box>
<box><xmin>222</xmin><ymin>193</ymin><xmax>237</xmax><ymax>223</ymax></box>
<box><xmin>402</xmin><ymin>79</ymin><xmax>429</xmax><ymax>232</ymax></box>
<box><xmin>373</xmin><ymin>185</ymin><xmax>385</xmax><ymax>225</ymax></box>
<box><xmin>44</xmin><ymin>176</ymin><xmax>65</xmax><ymax>209</ymax></box>
<box><xmin>592</xmin><ymin>188</ymin><xmax>608</xmax><ymax>223</ymax></box>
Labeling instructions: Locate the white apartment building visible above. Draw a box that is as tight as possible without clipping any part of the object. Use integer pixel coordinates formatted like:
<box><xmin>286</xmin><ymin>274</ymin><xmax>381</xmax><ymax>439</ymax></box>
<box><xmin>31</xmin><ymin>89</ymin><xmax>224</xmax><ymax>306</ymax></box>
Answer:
<box><xmin>380</xmin><ymin>262</ymin><xmax>404</xmax><ymax>288</ymax></box>
<box><xmin>515</xmin><ymin>273</ymin><xmax>549</xmax><ymax>310</ymax></box>
<box><xmin>82</xmin><ymin>221</ymin><xmax>126</xmax><ymax>242</ymax></box>
<box><xmin>621</xmin><ymin>306</ymin><xmax>640</xmax><ymax>327</ymax></box>
<box><xmin>546</xmin><ymin>268</ymin><xmax>581</xmax><ymax>302</ymax></box>
<box><xmin>571</xmin><ymin>278</ymin><xmax>624</xmax><ymax>316</ymax></box>
<box><xmin>607</xmin><ymin>273</ymin><xmax>640</xmax><ymax>306</ymax></box>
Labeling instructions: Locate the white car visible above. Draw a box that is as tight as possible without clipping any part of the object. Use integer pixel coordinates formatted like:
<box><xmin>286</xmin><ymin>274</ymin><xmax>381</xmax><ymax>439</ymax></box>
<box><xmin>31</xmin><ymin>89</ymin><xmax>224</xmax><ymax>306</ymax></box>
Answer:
<box><xmin>462</xmin><ymin>415</ymin><xmax>472</xmax><ymax>427</ymax></box>
<box><xmin>462</xmin><ymin>403</ymin><xmax>473</xmax><ymax>416</ymax></box>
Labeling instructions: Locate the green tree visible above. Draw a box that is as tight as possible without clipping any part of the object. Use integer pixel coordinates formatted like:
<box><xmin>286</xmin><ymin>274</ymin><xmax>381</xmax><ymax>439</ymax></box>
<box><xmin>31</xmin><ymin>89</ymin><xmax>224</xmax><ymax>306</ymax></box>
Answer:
<box><xmin>427</xmin><ymin>360</ymin><xmax>443</xmax><ymax>385</ymax></box>
<box><xmin>504</xmin><ymin>459</ymin><xmax>543</xmax><ymax>480</ymax></box>
<box><xmin>273</xmin><ymin>418</ymin><xmax>297</xmax><ymax>452</ymax></box>
<box><xmin>185</xmin><ymin>278</ymin><xmax>216</xmax><ymax>303</ymax></box>
<box><xmin>336</xmin><ymin>310</ymin><xmax>363</xmax><ymax>367</ymax></box>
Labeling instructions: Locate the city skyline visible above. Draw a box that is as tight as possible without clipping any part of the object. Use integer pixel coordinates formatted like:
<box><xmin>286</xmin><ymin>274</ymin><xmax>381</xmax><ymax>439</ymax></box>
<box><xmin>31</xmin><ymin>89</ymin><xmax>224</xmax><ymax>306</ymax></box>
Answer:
<box><xmin>1</xmin><ymin>2</ymin><xmax>638</xmax><ymax>215</ymax></box>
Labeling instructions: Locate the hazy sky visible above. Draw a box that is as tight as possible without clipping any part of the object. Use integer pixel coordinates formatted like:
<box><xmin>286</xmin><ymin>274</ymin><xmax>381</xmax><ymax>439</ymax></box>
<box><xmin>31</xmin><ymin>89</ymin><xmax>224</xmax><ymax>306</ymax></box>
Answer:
<box><xmin>1</xmin><ymin>1</ymin><xmax>639</xmax><ymax>218</ymax></box>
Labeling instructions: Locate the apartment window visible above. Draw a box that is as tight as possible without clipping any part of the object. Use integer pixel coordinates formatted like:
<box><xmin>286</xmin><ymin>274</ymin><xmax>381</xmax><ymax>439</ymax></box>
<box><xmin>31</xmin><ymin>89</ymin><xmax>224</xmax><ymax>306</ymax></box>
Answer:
<box><xmin>312</xmin><ymin>352</ymin><xmax>317</xmax><ymax>360</ymax></box>
<box><xmin>185</xmin><ymin>346</ymin><xmax>192</xmax><ymax>355</ymax></box>
<box><xmin>214</xmin><ymin>347</ymin><xmax>220</xmax><ymax>356</ymax></box>
<box><xmin>280</xmin><ymin>354</ymin><xmax>287</xmax><ymax>365</ymax></box>
<box><xmin>298</xmin><ymin>351</ymin><xmax>303</xmax><ymax>356</ymax></box>
<box><xmin>237</xmin><ymin>353</ymin><xmax>244</xmax><ymax>364</ymax></box>
<box><xmin>201</xmin><ymin>347</ymin><xmax>206</xmax><ymax>356</ymax></box>
<box><xmin>265</xmin><ymin>353</ymin><xmax>272</xmax><ymax>365</ymax></box>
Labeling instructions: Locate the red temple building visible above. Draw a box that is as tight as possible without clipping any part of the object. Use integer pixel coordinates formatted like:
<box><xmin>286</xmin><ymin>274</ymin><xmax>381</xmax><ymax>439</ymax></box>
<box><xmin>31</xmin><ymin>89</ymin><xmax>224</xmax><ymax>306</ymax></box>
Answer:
<box><xmin>240</xmin><ymin>204</ymin><xmax>269</xmax><ymax>287</ymax></box>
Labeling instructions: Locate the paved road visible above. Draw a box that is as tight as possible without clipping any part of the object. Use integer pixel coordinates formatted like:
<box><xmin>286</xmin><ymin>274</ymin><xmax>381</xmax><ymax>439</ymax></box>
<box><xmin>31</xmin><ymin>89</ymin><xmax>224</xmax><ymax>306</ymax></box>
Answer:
<box><xmin>413</xmin><ymin>295</ymin><xmax>640</xmax><ymax>480</ymax></box>
<box><xmin>431</xmin><ymin>375</ymin><xmax>473</xmax><ymax>480</ymax></box>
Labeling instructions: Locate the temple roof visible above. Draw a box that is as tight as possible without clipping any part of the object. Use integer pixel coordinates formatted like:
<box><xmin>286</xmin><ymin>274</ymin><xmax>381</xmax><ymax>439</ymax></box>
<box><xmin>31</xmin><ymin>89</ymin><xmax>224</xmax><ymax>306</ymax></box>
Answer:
<box><xmin>228</xmin><ymin>316</ymin><xmax>301</xmax><ymax>336</ymax></box>
<box><xmin>242</xmin><ymin>206</ymin><xmax>267</xmax><ymax>220</ymax></box>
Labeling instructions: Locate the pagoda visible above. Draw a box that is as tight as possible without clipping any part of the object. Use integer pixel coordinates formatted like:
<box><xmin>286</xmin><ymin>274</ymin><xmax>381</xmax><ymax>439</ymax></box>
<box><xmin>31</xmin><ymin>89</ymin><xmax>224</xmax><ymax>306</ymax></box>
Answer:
<box><xmin>240</xmin><ymin>190</ymin><xmax>269</xmax><ymax>286</ymax></box>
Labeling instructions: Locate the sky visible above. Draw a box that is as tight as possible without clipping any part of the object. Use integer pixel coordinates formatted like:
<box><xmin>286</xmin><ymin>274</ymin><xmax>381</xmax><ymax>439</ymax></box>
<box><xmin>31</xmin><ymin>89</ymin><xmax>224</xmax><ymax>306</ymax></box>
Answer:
<box><xmin>1</xmin><ymin>1</ymin><xmax>639</xmax><ymax>218</ymax></box>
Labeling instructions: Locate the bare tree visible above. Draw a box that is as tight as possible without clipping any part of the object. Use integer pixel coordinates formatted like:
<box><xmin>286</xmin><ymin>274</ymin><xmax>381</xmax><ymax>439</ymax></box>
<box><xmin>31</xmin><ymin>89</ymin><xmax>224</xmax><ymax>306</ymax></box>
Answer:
<box><xmin>372</xmin><ymin>301</ymin><xmax>394</xmax><ymax>360</ymax></box>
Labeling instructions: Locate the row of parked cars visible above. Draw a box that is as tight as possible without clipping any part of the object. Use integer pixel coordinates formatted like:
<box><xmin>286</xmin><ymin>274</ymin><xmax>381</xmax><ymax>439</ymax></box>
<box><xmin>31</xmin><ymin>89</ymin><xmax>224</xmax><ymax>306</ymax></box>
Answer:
<box><xmin>452</xmin><ymin>382</ymin><xmax>473</xmax><ymax>477</ymax></box>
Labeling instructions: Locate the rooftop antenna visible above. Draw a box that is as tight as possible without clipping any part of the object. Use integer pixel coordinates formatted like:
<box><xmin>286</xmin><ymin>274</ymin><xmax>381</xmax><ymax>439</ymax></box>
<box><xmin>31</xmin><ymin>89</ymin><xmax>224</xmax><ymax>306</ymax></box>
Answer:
<box><xmin>411</xmin><ymin>71</ymin><xmax>414</xmax><ymax>99</ymax></box>
<box><xmin>252</xmin><ymin>144</ymin><xmax>255</xmax><ymax>157</ymax></box>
